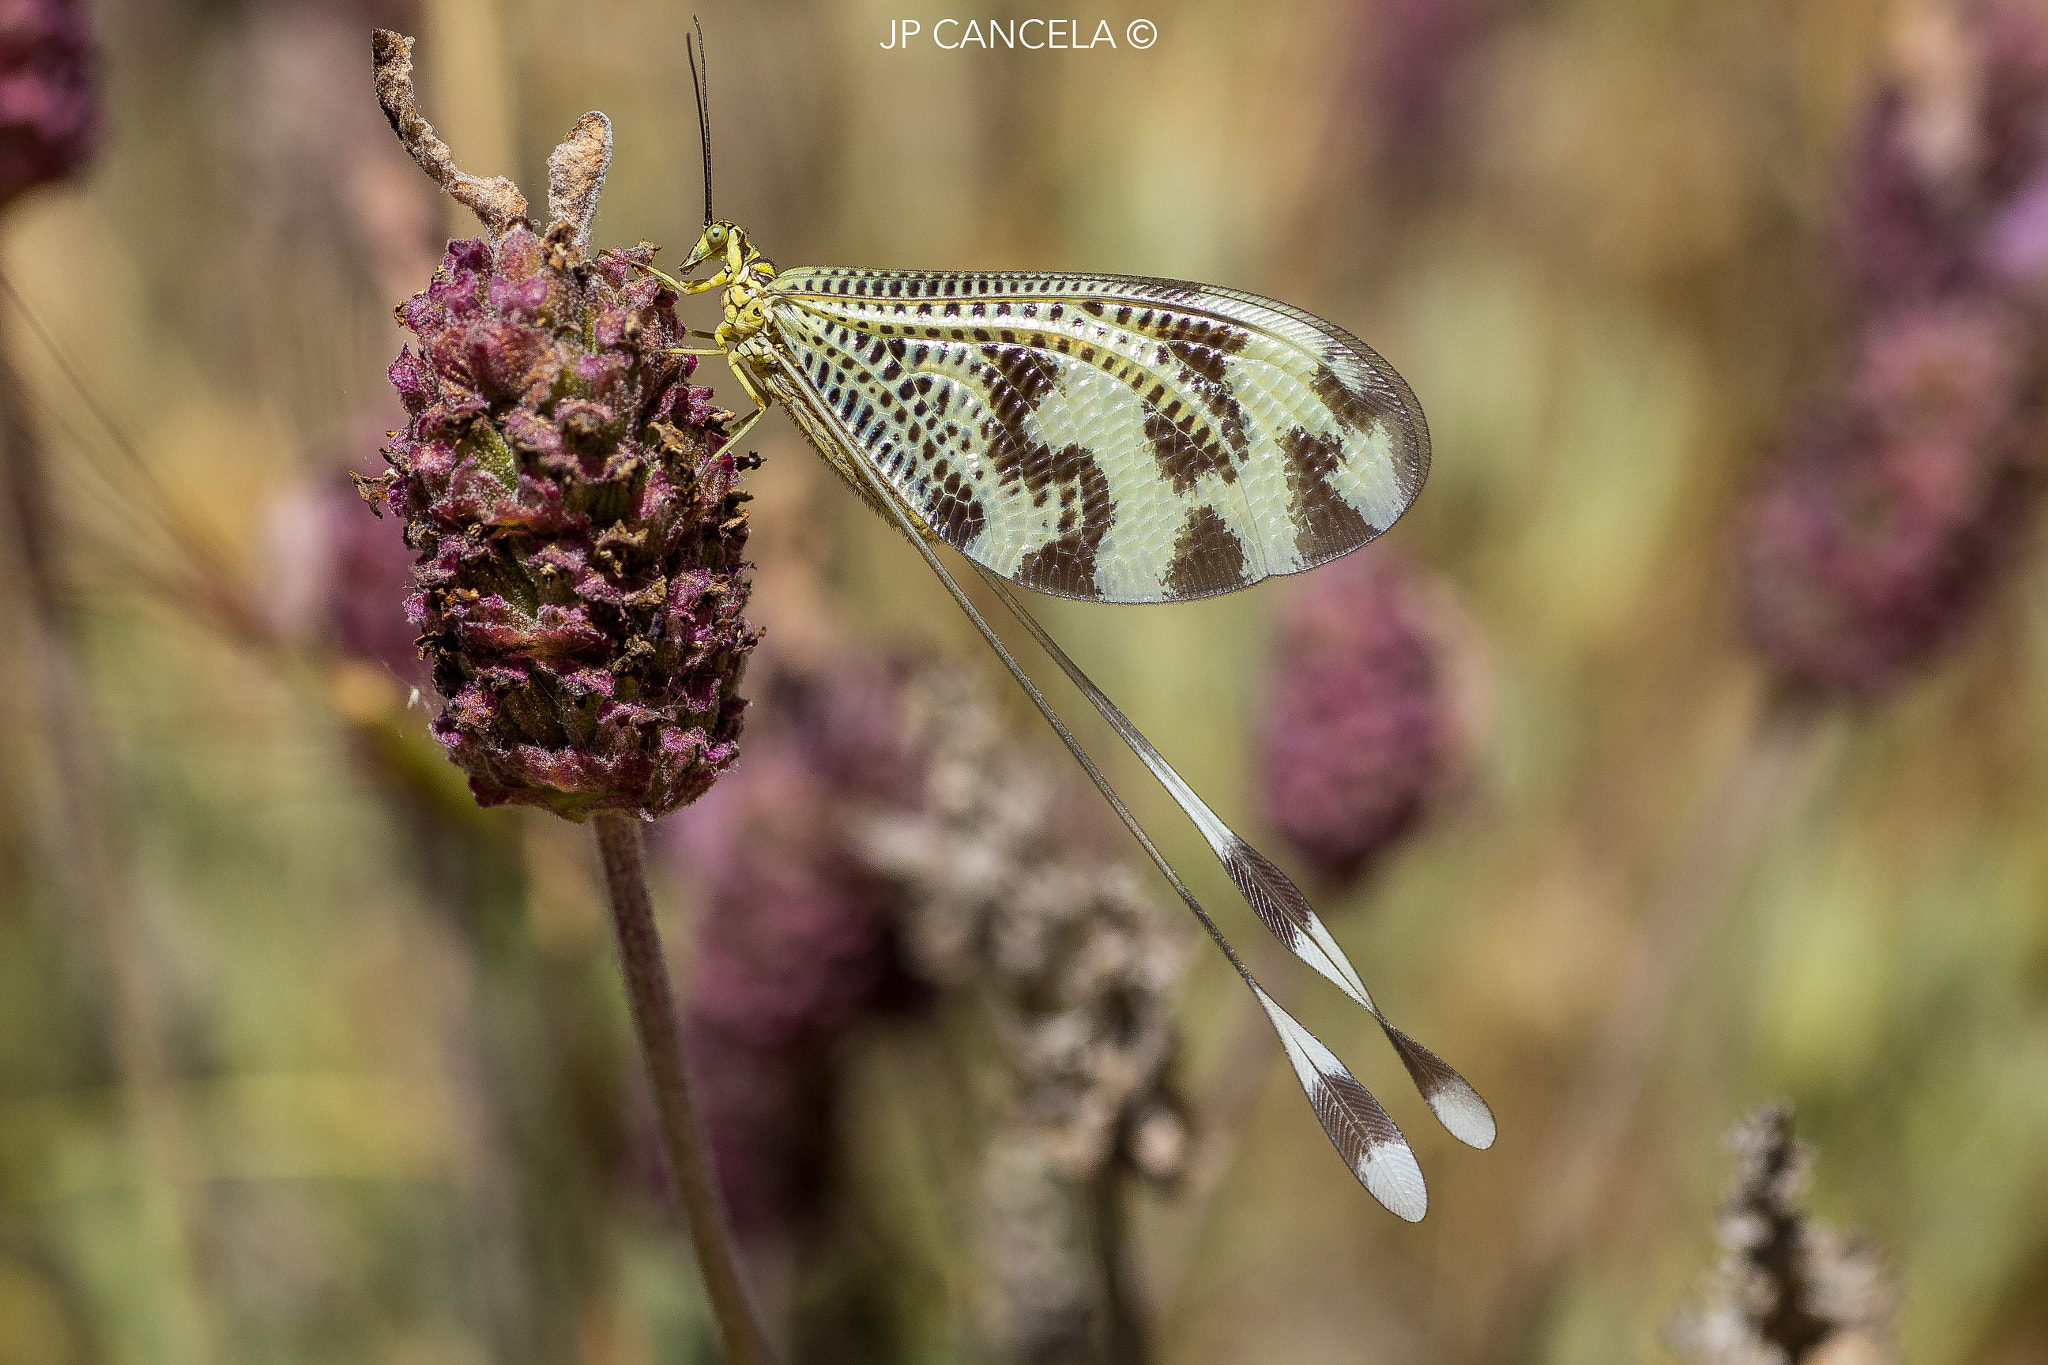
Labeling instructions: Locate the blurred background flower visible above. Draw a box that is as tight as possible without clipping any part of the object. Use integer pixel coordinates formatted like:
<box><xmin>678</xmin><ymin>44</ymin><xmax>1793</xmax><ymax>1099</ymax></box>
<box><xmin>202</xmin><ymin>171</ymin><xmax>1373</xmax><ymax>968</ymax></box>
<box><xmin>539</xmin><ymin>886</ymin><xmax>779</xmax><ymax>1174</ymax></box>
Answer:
<box><xmin>657</xmin><ymin>652</ymin><xmax>921</xmax><ymax>1254</ymax></box>
<box><xmin>0</xmin><ymin>0</ymin><xmax>97</xmax><ymax>209</ymax></box>
<box><xmin>658</xmin><ymin>649</ymin><xmax>1187</xmax><ymax>1361</ymax></box>
<box><xmin>1742</xmin><ymin>0</ymin><xmax>2048</xmax><ymax>700</ymax></box>
<box><xmin>1255</xmin><ymin>550</ymin><xmax>1481</xmax><ymax>887</ymax></box>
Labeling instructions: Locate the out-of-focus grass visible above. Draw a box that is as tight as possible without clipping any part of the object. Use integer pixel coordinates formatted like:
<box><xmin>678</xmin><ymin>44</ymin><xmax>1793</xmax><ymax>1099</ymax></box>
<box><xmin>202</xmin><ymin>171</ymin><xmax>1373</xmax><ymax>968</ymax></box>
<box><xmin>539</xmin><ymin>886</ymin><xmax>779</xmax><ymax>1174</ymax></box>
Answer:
<box><xmin>1</xmin><ymin>0</ymin><xmax>2045</xmax><ymax>1363</ymax></box>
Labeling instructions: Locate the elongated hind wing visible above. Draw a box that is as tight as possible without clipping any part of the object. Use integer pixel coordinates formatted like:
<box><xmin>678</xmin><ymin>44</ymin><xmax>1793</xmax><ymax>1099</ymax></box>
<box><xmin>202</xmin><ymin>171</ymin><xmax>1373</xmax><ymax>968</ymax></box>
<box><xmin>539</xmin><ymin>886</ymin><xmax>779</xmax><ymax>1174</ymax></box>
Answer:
<box><xmin>752</xmin><ymin>348</ymin><xmax>1487</xmax><ymax>1217</ymax></box>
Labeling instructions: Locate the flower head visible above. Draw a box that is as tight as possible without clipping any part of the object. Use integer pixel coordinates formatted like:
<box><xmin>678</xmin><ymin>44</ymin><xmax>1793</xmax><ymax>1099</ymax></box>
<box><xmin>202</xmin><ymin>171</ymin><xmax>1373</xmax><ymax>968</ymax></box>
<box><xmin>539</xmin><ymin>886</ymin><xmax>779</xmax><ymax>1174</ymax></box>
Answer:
<box><xmin>364</xmin><ymin>57</ymin><xmax>756</xmax><ymax>821</ymax></box>
<box><xmin>1739</xmin><ymin>300</ymin><xmax>2038</xmax><ymax>698</ymax></box>
<box><xmin>1746</xmin><ymin>3</ymin><xmax>2048</xmax><ymax>699</ymax></box>
<box><xmin>0</xmin><ymin>0</ymin><xmax>98</xmax><ymax>209</ymax></box>
<box><xmin>1368</xmin><ymin>0</ymin><xmax>1498</xmax><ymax>169</ymax></box>
<box><xmin>1255</xmin><ymin>552</ymin><xmax>1473</xmax><ymax>887</ymax></box>
<box><xmin>372</xmin><ymin>228</ymin><xmax>753</xmax><ymax>820</ymax></box>
<box><xmin>657</xmin><ymin>651</ymin><xmax>925</xmax><ymax>1242</ymax></box>
<box><xmin>1840</xmin><ymin>1</ymin><xmax>2048</xmax><ymax>302</ymax></box>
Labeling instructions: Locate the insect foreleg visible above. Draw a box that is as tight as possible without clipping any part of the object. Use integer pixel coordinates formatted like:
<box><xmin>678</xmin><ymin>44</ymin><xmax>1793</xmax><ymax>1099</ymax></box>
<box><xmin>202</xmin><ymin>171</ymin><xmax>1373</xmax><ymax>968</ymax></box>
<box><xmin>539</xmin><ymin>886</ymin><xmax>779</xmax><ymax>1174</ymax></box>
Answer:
<box><xmin>710</xmin><ymin>354</ymin><xmax>775</xmax><ymax>451</ymax></box>
<box><xmin>637</xmin><ymin>262</ymin><xmax>727</xmax><ymax>296</ymax></box>
<box><xmin>717</xmin><ymin>403</ymin><xmax>769</xmax><ymax>450</ymax></box>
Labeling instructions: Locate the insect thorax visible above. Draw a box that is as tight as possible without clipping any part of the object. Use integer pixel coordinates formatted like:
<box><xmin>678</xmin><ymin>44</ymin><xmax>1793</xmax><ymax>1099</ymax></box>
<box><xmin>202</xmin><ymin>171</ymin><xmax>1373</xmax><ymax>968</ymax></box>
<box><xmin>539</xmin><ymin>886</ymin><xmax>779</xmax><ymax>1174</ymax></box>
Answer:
<box><xmin>713</xmin><ymin>224</ymin><xmax>775</xmax><ymax>349</ymax></box>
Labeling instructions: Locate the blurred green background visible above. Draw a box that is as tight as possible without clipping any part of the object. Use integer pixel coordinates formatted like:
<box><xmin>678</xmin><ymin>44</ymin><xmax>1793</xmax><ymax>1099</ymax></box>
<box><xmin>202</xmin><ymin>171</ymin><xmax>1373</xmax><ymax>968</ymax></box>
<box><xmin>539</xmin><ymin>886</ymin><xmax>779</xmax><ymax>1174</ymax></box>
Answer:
<box><xmin>3</xmin><ymin>0</ymin><xmax>2046</xmax><ymax>1363</ymax></box>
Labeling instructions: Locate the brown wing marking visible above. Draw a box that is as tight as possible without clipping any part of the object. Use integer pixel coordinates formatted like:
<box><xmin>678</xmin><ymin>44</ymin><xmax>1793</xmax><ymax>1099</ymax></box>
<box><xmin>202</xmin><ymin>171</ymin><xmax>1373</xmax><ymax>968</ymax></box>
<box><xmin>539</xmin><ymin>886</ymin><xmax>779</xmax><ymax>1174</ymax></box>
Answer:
<box><xmin>1162</xmin><ymin>505</ymin><xmax>1249</xmax><ymax>599</ymax></box>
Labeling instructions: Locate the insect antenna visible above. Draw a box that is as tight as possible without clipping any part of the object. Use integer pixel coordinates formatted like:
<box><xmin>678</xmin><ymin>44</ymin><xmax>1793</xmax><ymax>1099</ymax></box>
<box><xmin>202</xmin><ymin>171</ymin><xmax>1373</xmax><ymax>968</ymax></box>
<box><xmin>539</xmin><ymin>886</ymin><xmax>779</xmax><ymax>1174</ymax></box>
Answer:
<box><xmin>686</xmin><ymin>16</ymin><xmax>712</xmax><ymax>223</ymax></box>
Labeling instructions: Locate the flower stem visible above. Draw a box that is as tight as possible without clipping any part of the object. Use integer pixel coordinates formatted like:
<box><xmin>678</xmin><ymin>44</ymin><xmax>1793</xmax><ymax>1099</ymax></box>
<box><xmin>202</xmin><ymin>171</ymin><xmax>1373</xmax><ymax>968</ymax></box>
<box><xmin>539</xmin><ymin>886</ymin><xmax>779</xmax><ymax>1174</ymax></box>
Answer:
<box><xmin>1089</xmin><ymin>1169</ymin><xmax>1150</xmax><ymax>1365</ymax></box>
<box><xmin>592</xmin><ymin>813</ymin><xmax>777</xmax><ymax>1365</ymax></box>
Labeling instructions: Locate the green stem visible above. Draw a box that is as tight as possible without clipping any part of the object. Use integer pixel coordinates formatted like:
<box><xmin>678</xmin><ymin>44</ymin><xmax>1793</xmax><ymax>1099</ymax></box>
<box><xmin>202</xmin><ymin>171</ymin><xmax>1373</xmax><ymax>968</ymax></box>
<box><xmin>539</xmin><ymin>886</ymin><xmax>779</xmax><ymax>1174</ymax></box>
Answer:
<box><xmin>591</xmin><ymin>813</ymin><xmax>777</xmax><ymax>1365</ymax></box>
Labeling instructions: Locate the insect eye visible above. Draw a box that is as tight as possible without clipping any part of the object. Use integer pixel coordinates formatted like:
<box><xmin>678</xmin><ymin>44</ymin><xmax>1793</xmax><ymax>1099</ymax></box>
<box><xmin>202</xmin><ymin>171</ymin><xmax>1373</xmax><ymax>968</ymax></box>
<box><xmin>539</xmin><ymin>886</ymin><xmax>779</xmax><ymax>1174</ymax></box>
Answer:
<box><xmin>706</xmin><ymin>225</ymin><xmax>728</xmax><ymax>249</ymax></box>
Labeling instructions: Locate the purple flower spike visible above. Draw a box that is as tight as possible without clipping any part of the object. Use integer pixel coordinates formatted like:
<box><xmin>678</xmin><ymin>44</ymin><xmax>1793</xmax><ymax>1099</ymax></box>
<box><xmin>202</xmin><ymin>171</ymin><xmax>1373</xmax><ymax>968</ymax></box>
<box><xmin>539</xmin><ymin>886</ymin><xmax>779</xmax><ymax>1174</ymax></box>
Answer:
<box><xmin>1744</xmin><ymin>3</ymin><xmax>2048</xmax><ymax>699</ymax></box>
<box><xmin>1740</xmin><ymin>301</ymin><xmax>2038</xmax><ymax>698</ymax></box>
<box><xmin>1255</xmin><ymin>553</ymin><xmax>1471</xmax><ymax>888</ymax></box>
<box><xmin>656</xmin><ymin>655</ymin><xmax>924</xmax><ymax>1243</ymax></box>
<box><xmin>366</xmin><ymin>228</ymin><xmax>755</xmax><ymax>820</ymax></box>
<box><xmin>0</xmin><ymin>0</ymin><xmax>99</xmax><ymax>209</ymax></box>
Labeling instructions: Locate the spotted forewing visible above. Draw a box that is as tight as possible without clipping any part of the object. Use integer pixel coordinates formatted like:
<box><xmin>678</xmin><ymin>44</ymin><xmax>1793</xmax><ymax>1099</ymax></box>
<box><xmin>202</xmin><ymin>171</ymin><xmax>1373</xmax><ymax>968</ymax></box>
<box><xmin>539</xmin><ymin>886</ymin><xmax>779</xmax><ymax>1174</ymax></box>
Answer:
<box><xmin>755</xmin><ymin>269</ymin><xmax>1429</xmax><ymax>602</ymax></box>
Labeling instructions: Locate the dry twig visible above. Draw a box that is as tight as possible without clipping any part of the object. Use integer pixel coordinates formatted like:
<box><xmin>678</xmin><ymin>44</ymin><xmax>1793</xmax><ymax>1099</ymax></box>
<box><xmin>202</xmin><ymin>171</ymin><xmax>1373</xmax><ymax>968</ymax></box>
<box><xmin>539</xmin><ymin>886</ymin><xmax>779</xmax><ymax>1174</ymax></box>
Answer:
<box><xmin>545</xmin><ymin>111</ymin><xmax>611</xmax><ymax>258</ymax></box>
<box><xmin>371</xmin><ymin>29</ymin><xmax>526</xmax><ymax>236</ymax></box>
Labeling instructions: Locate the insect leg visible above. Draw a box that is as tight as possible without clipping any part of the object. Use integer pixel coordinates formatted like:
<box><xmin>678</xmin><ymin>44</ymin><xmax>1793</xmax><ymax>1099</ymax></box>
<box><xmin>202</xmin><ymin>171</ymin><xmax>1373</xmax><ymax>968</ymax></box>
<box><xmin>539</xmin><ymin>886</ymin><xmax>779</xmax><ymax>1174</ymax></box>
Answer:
<box><xmin>638</xmin><ymin>263</ymin><xmax>727</xmax><ymax>296</ymax></box>
<box><xmin>709</xmin><ymin>355</ymin><xmax>775</xmax><ymax>452</ymax></box>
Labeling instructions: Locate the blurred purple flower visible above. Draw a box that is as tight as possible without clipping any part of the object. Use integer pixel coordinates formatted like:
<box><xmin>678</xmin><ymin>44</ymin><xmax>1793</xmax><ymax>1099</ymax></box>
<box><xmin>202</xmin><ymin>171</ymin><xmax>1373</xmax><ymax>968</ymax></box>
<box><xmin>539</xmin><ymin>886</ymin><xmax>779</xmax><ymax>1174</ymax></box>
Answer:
<box><xmin>1255</xmin><ymin>552</ymin><xmax>1472</xmax><ymax>888</ymax></box>
<box><xmin>1746</xmin><ymin>3</ymin><xmax>2048</xmax><ymax>699</ymax></box>
<box><xmin>268</xmin><ymin>447</ymin><xmax>432</xmax><ymax>691</ymax></box>
<box><xmin>1370</xmin><ymin>0</ymin><xmax>1498</xmax><ymax>161</ymax></box>
<box><xmin>1841</xmin><ymin>1</ymin><xmax>2048</xmax><ymax>301</ymax></box>
<box><xmin>0</xmin><ymin>0</ymin><xmax>97</xmax><ymax>209</ymax></box>
<box><xmin>655</xmin><ymin>652</ymin><xmax>1188</xmax><ymax>1249</ymax></box>
<box><xmin>1740</xmin><ymin>300</ymin><xmax>2038</xmax><ymax>698</ymax></box>
<box><xmin>681</xmin><ymin>752</ymin><xmax>899</xmax><ymax>1050</ymax></box>
<box><xmin>1981</xmin><ymin>164</ymin><xmax>2048</xmax><ymax>283</ymax></box>
<box><xmin>365</xmin><ymin>227</ymin><xmax>756</xmax><ymax>820</ymax></box>
<box><xmin>672</xmin><ymin>754</ymin><xmax>895</xmax><ymax>1240</ymax></box>
<box><xmin>656</xmin><ymin>654</ymin><xmax>924</xmax><ymax>1242</ymax></box>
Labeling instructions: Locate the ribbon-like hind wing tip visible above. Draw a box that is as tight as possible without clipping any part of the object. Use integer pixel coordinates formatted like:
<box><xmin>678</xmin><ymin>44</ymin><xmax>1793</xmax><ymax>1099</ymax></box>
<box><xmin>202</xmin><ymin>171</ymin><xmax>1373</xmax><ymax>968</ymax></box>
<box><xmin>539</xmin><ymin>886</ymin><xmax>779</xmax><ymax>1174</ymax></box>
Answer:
<box><xmin>1368</xmin><ymin>1146</ymin><xmax>1428</xmax><ymax>1223</ymax></box>
<box><xmin>1225</xmin><ymin>840</ymin><xmax>1374</xmax><ymax>1010</ymax></box>
<box><xmin>1421</xmin><ymin>1076</ymin><xmax>1497</xmax><ymax>1151</ymax></box>
<box><xmin>1255</xmin><ymin>984</ymin><xmax>1428</xmax><ymax>1220</ymax></box>
<box><xmin>1385</xmin><ymin>1025</ymin><xmax>1498</xmax><ymax>1150</ymax></box>
<box><xmin>1322</xmin><ymin>1071</ymin><xmax>1428</xmax><ymax>1221</ymax></box>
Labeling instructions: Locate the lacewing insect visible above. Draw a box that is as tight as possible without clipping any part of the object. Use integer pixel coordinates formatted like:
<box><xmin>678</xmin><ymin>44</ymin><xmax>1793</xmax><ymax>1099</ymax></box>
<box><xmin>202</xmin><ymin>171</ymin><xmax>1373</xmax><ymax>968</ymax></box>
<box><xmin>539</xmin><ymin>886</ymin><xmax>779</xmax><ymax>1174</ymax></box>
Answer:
<box><xmin>654</xmin><ymin>22</ymin><xmax>1493</xmax><ymax>1219</ymax></box>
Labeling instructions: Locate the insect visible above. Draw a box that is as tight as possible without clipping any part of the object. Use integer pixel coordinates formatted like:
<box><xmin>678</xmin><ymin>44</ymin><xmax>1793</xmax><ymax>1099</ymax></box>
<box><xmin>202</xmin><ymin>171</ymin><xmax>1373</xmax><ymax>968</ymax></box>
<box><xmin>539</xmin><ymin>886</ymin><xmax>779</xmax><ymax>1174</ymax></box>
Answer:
<box><xmin>649</xmin><ymin>26</ymin><xmax>1494</xmax><ymax>1220</ymax></box>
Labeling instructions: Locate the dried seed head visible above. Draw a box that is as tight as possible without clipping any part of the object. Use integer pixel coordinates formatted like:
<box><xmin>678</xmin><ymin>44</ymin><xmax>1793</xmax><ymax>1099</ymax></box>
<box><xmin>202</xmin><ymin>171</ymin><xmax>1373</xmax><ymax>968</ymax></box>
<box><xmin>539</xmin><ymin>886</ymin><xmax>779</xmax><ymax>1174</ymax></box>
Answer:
<box><xmin>858</xmin><ymin>664</ymin><xmax>1191</xmax><ymax>1184</ymax></box>
<box><xmin>1667</xmin><ymin>1104</ymin><xmax>1896</xmax><ymax>1365</ymax></box>
<box><xmin>0</xmin><ymin>0</ymin><xmax>99</xmax><ymax>209</ymax></box>
<box><xmin>975</xmin><ymin>1132</ymin><xmax>1093</xmax><ymax>1362</ymax></box>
